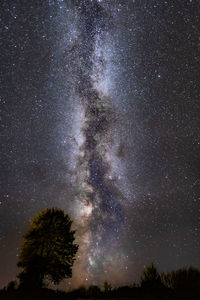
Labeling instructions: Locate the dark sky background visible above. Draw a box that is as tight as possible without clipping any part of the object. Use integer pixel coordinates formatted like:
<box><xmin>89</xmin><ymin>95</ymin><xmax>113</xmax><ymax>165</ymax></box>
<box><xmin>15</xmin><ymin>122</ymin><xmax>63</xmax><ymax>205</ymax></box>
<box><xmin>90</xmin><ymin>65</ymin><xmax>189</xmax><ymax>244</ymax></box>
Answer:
<box><xmin>0</xmin><ymin>0</ymin><xmax>200</xmax><ymax>290</ymax></box>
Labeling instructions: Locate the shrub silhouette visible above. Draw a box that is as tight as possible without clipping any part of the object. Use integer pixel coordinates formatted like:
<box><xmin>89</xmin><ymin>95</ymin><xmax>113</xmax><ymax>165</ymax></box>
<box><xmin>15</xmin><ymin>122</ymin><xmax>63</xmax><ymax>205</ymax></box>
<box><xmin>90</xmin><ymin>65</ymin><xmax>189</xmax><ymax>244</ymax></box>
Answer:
<box><xmin>73</xmin><ymin>286</ymin><xmax>87</xmax><ymax>297</ymax></box>
<box><xmin>6</xmin><ymin>280</ymin><xmax>17</xmax><ymax>292</ymax></box>
<box><xmin>115</xmin><ymin>285</ymin><xmax>133</xmax><ymax>295</ymax></box>
<box><xmin>17</xmin><ymin>208</ymin><xmax>78</xmax><ymax>288</ymax></box>
<box><xmin>87</xmin><ymin>285</ymin><xmax>101</xmax><ymax>297</ymax></box>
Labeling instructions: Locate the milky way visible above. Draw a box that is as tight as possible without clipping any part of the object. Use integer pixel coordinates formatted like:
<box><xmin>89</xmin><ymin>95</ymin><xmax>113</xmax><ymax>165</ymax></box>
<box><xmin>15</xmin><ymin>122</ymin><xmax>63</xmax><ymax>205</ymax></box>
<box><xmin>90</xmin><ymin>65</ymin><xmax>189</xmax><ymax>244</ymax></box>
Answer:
<box><xmin>68</xmin><ymin>0</ymin><xmax>126</xmax><ymax>286</ymax></box>
<box><xmin>1</xmin><ymin>0</ymin><xmax>200</xmax><ymax>290</ymax></box>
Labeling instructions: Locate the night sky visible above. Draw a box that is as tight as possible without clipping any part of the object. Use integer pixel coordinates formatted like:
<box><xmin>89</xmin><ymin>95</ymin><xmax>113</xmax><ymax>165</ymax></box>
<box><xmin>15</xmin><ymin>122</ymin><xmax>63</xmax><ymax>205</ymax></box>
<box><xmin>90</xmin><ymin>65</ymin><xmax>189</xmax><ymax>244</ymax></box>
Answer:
<box><xmin>1</xmin><ymin>0</ymin><xmax>200</xmax><ymax>290</ymax></box>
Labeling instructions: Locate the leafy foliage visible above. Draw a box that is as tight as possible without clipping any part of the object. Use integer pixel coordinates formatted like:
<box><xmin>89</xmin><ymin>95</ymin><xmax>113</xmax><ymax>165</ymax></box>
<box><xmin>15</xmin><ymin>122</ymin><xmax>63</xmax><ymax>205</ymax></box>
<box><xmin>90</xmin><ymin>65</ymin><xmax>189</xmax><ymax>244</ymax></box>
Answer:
<box><xmin>17</xmin><ymin>208</ymin><xmax>78</xmax><ymax>287</ymax></box>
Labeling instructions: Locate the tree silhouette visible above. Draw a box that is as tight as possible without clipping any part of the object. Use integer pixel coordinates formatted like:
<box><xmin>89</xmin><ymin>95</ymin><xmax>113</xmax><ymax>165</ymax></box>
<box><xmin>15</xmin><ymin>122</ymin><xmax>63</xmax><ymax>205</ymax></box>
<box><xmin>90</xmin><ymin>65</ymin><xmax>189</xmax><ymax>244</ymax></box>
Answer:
<box><xmin>140</xmin><ymin>263</ymin><xmax>165</xmax><ymax>290</ymax></box>
<box><xmin>162</xmin><ymin>267</ymin><xmax>200</xmax><ymax>289</ymax></box>
<box><xmin>17</xmin><ymin>208</ymin><xmax>78</xmax><ymax>288</ymax></box>
<box><xmin>103</xmin><ymin>281</ymin><xmax>112</xmax><ymax>294</ymax></box>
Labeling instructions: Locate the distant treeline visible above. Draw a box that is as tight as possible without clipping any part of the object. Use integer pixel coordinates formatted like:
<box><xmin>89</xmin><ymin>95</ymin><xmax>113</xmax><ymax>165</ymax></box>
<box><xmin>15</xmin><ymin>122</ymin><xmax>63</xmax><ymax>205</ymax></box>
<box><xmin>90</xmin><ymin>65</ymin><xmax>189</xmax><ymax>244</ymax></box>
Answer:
<box><xmin>1</xmin><ymin>263</ymin><xmax>200</xmax><ymax>299</ymax></box>
<box><xmin>68</xmin><ymin>263</ymin><xmax>200</xmax><ymax>298</ymax></box>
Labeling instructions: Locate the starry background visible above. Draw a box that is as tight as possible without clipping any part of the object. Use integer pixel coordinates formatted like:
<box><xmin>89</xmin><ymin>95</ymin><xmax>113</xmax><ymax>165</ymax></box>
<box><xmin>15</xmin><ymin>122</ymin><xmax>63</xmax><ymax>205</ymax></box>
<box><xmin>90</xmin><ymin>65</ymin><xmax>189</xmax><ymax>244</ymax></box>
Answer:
<box><xmin>0</xmin><ymin>0</ymin><xmax>200</xmax><ymax>290</ymax></box>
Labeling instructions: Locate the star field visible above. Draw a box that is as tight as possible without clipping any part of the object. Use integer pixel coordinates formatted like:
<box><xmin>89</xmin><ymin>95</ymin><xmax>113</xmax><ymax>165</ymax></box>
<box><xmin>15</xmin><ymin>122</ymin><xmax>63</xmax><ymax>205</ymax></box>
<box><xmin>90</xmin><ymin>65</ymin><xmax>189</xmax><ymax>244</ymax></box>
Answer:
<box><xmin>0</xmin><ymin>0</ymin><xmax>200</xmax><ymax>290</ymax></box>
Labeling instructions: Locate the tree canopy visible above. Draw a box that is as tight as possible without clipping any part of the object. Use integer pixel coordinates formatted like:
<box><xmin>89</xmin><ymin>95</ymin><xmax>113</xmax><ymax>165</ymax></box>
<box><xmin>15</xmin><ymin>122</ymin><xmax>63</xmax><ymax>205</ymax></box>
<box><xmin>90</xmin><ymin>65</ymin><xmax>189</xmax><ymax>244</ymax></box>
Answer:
<box><xmin>17</xmin><ymin>208</ymin><xmax>78</xmax><ymax>287</ymax></box>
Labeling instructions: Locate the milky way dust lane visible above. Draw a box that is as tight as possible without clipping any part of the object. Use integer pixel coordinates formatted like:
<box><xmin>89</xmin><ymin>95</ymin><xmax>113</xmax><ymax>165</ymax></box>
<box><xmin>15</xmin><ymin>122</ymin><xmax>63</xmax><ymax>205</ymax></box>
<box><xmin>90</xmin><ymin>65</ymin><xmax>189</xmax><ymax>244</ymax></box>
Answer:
<box><xmin>68</xmin><ymin>0</ymin><xmax>127</xmax><ymax>286</ymax></box>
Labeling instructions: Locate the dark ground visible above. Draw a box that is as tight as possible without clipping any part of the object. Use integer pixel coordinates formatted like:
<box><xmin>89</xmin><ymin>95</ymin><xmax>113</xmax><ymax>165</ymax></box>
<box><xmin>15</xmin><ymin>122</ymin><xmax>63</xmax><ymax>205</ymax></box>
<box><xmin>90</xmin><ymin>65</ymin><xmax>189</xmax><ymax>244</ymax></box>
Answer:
<box><xmin>1</xmin><ymin>287</ymin><xmax>200</xmax><ymax>300</ymax></box>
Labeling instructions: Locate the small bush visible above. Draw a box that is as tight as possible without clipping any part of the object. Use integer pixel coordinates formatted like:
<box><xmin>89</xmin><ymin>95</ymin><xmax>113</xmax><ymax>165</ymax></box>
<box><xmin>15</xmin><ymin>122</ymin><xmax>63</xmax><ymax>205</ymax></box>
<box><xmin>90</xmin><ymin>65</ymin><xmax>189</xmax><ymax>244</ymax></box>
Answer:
<box><xmin>6</xmin><ymin>280</ymin><xmax>17</xmax><ymax>292</ymax></box>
